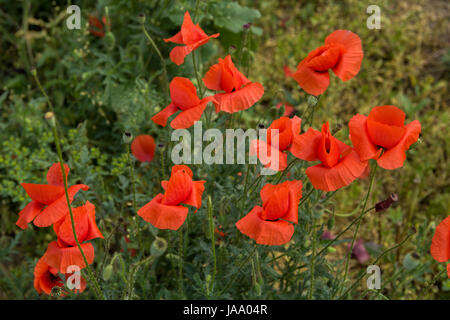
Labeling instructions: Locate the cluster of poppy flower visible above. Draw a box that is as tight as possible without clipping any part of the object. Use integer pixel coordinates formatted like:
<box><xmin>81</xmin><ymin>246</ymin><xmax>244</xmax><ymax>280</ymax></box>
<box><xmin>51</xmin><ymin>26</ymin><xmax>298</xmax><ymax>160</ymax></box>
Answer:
<box><xmin>16</xmin><ymin>163</ymin><xmax>103</xmax><ymax>295</ymax></box>
<box><xmin>133</xmin><ymin>11</ymin><xmax>423</xmax><ymax>249</ymax></box>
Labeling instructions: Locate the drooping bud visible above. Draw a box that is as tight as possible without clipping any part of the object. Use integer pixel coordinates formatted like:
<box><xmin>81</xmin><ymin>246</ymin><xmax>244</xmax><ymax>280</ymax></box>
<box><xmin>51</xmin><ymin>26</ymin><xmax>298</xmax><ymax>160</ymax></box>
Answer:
<box><xmin>103</xmin><ymin>264</ymin><xmax>114</xmax><ymax>281</ymax></box>
<box><xmin>105</xmin><ymin>32</ymin><xmax>116</xmax><ymax>50</ymax></box>
<box><xmin>375</xmin><ymin>193</ymin><xmax>399</xmax><ymax>212</ymax></box>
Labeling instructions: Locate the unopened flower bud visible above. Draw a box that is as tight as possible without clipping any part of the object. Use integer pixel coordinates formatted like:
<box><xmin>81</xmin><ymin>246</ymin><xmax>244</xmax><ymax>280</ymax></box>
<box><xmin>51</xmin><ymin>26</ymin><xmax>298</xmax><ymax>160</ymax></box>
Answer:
<box><xmin>307</xmin><ymin>95</ymin><xmax>318</xmax><ymax>107</ymax></box>
<box><xmin>45</xmin><ymin>111</ymin><xmax>56</xmax><ymax>127</ymax></box>
<box><xmin>243</xmin><ymin>23</ymin><xmax>252</xmax><ymax>29</ymax></box>
<box><xmin>327</xmin><ymin>215</ymin><xmax>335</xmax><ymax>230</ymax></box>
<box><xmin>375</xmin><ymin>193</ymin><xmax>399</xmax><ymax>212</ymax></box>
<box><xmin>138</xmin><ymin>13</ymin><xmax>146</xmax><ymax>24</ymax></box>
<box><xmin>105</xmin><ymin>32</ymin><xmax>116</xmax><ymax>50</ymax></box>
<box><xmin>103</xmin><ymin>264</ymin><xmax>114</xmax><ymax>281</ymax></box>
<box><xmin>123</xmin><ymin>131</ymin><xmax>133</xmax><ymax>144</ymax></box>
<box><xmin>151</xmin><ymin>237</ymin><xmax>167</xmax><ymax>257</ymax></box>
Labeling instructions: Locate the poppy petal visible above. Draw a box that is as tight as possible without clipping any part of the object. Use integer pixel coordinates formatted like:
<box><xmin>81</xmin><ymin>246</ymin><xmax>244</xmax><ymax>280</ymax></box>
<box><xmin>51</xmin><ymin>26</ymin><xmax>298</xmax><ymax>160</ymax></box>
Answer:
<box><xmin>138</xmin><ymin>193</ymin><xmax>189</xmax><ymax>230</ymax></box>
<box><xmin>46</xmin><ymin>163</ymin><xmax>70</xmax><ymax>187</ymax></box>
<box><xmin>16</xmin><ymin>200</ymin><xmax>45</xmax><ymax>230</ymax></box>
<box><xmin>213</xmin><ymin>82</ymin><xmax>264</xmax><ymax>113</ymax></box>
<box><xmin>21</xmin><ymin>183</ymin><xmax>65</xmax><ymax>205</ymax></box>
<box><xmin>162</xmin><ymin>169</ymin><xmax>194</xmax><ymax>205</ymax></box>
<box><xmin>43</xmin><ymin>241</ymin><xmax>94</xmax><ymax>273</ymax></box>
<box><xmin>131</xmin><ymin>135</ymin><xmax>156</xmax><ymax>162</ymax></box>
<box><xmin>152</xmin><ymin>103</ymin><xmax>179</xmax><ymax>127</ymax></box>
<box><xmin>164</xmin><ymin>31</ymin><xmax>184</xmax><ymax>44</ymax></box>
<box><xmin>183</xmin><ymin>180</ymin><xmax>206</xmax><ymax>210</ymax></box>
<box><xmin>290</xmin><ymin>127</ymin><xmax>322</xmax><ymax>161</ymax></box>
<box><xmin>202</xmin><ymin>59</ymin><xmax>224</xmax><ymax>91</ymax></box>
<box><xmin>430</xmin><ymin>215</ymin><xmax>450</xmax><ymax>262</ymax></box>
<box><xmin>236</xmin><ymin>206</ymin><xmax>295</xmax><ymax>246</ymax></box>
<box><xmin>170</xmin><ymin>77</ymin><xmax>200</xmax><ymax>110</ymax></box>
<box><xmin>284</xmin><ymin>180</ymin><xmax>303</xmax><ymax>224</ymax></box>
<box><xmin>170</xmin><ymin>99</ymin><xmax>210</xmax><ymax>129</ymax></box>
<box><xmin>179</xmin><ymin>11</ymin><xmax>208</xmax><ymax>44</ymax></box>
<box><xmin>169</xmin><ymin>45</ymin><xmax>192</xmax><ymax>66</ymax></box>
<box><xmin>348</xmin><ymin>114</ymin><xmax>382</xmax><ymax>161</ymax></box>
<box><xmin>306</xmin><ymin>150</ymin><xmax>368</xmax><ymax>191</ymax></box>
<box><xmin>34</xmin><ymin>257</ymin><xmax>63</xmax><ymax>295</ymax></box>
<box><xmin>325</xmin><ymin>30</ymin><xmax>363</xmax><ymax>81</ymax></box>
<box><xmin>376</xmin><ymin>120</ymin><xmax>421</xmax><ymax>170</ymax></box>
<box><xmin>292</xmin><ymin>64</ymin><xmax>330</xmax><ymax>96</ymax></box>
<box><xmin>250</xmin><ymin>139</ymin><xmax>287</xmax><ymax>171</ymax></box>
<box><xmin>33</xmin><ymin>184</ymin><xmax>90</xmax><ymax>227</ymax></box>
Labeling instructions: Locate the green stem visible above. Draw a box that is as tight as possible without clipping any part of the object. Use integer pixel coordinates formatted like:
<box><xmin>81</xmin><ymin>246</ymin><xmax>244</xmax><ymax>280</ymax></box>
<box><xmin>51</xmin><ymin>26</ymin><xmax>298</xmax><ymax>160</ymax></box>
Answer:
<box><xmin>338</xmin><ymin>232</ymin><xmax>413</xmax><ymax>299</ymax></box>
<box><xmin>33</xmin><ymin>70</ymin><xmax>104</xmax><ymax>299</ymax></box>
<box><xmin>309</xmin><ymin>213</ymin><xmax>316</xmax><ymax>300</ymax></box>
<box><xmin>219</xmin><ymin>245</ymin><xmax>258</xmax><ymax>296</ymax></box>
<box><xmin>192</xmin><ymin>50</ymin><xmax>204</xmax><ymax>98</ymax></box>
<box><xmin>125</xmin><ymin>255</ymin><xmax>154</xmax><ymax>300</ymax></box>
<box><xmin>126</xmin><ymin>143</ymin><xmax>143</xmax><ymax>246</ymax></box>
<box><xmin>178</xmin><ymin>229</ymin><xmax>184</xmax><ymax>299</ymax></box>
<box><xmin>207</xmin><ymin>196</ymin><xmax>217</xmax><ymax>295</ymax></box>
<box><xmin>141</xmin><ymin>23</ymin><xmax>168</xmax><ymax>96</ymax></box>
<box><xmin>273</xmin><ymin>158</ymin><xmax>298</xmax><ymax>185</ymax></box>
<box><xmin>341</xmin><ymin>162</ymin><xmax>378</xmax><ymax>294</ymax></box>
<box><xmin>51</xmin><ymin>124</ymin><xmax>104</xmax><ymax>299</ymax></box>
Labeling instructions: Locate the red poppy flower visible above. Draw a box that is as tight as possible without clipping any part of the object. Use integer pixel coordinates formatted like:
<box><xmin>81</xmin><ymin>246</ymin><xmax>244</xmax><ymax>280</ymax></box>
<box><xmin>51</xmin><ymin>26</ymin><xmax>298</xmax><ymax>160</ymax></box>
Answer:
<box><xmin>276</xmin><ymin>102</ymin><xmax>295</xmax><ymax>117</ymax></box>
<box><xmin>290</xmin><ymin>121</ymin><xmax>368</xmax><ymax>191</ymax></box>
<box><xmin>251</xmin><ymin>116</ymin><xmax>301</xmax><ymax>171</ymax></box>
<box><xmin>16</xmin><ymin>163</ymin><xmax>89</xmax><ymax>229</ymax></box>
<box><xmin>152</xmin><ymin>77</ymin><xmax>216</xmax><ymax>129</ymax></box>
<box><xmin>131</xmin><ymin>135</ymin><xmax>156</xmax><ymax>162</ymax></box>
<box><xmin>164</xmin><ymin>11</ymin><xmax>219</xmax><ymax>65</ymax></box>
<box><xmin>348</xmin><ymin>105</ymin><xmax>421</xmax><ymax>170</ymax></box>
<box><xmin>202</xmin><ymin>55</ymin><xmax>264</xmax><ymax>113</ymax></box>
<box><xmin>138</xmin><ymin>165</ymin><xmax>206</xmax><ymax>230</ymax></box>
<box><xmin>431</xmin><ymin>215</ymin><xmax>450</xmax><ymax>264</ymax></box>
<box><xmin>88</xmin><ymin>15</ymin><xmax>110</xmax><ymax>38</ymax></box>
<box><xmin>42</xmin><ymin>201</ymin><xmax>103</xmax><ymax>273</ymax></box>
<box><xmin>292</xmin><ymin>30</ymin><xmax>363</xmax><ymax>96</ymax></box>
<box><xmin>34</xmin><ymin>257</ymin><xmax>86</xmax><ymax>295</ymax></box>
<box><xmin>236</xmin><ymin>180</ymin><xmax>302</xmax><ymax>245</ymax></box>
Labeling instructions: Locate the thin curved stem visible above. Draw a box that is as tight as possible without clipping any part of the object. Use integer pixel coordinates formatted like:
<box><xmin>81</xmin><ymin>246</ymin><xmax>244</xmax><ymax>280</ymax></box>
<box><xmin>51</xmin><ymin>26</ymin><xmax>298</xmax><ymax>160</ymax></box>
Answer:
<box><xmin>341</xmin><ymin>163</ymin><xmax>378</xmax><ymax>295</ymax></box>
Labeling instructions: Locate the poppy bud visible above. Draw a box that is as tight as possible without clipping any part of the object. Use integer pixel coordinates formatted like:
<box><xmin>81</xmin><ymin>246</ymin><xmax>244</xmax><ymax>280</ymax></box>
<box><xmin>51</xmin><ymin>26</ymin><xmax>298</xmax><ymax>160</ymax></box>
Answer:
<box><xmin>307</xmin><ymin>95</ymin><xmax>318</xmax><ymax>107</ymax></box>
<box><xmin>258</xmin><ymin>123</ymin><xmax>265</xmax><ymax>129</ymax></box>
<box><xmin>103</xmin><ymin>264</ymin><xmax>114</xmax><ymax>281</ymax></box>
<box><xmin>45</xmin><ymin>111</ymin><xmax>56</xmax><ymax>127</ymax></box>
<box><xmin>105</xmin><ymin>32</ymin><xmax>116</xmax><ymax>50</ymax></box>
<box><xmin>150</xmin><ymin>237</ymin><xmax>167</xmax><ymax>257</ymax></box>
<box><xmin>138</xmin><ymin>13</ymin><xmax>146</xmax><ymax>24</ymax></box>
<box><xmin>327</xmin><ymin>215</ymin><xmax>335</xmax><ymax>230</ymax></box>
<box><xmin>229</xmin><ymin>45</ymin><xmax>237</xmax><ymax>54</ymax></box>
<box><xmin>243</xmin><ymin>23</ymin><xmax>252</xmax><ymax>29</ymax></box>
<box><xmin>327</xmin><ymin>247</ymin><xmax>337</xmax><ymax>253</ymax></box>
<box><xmin>123</xmin><ymin>131</ymin><xmax>133</xmax><ymax>144</ymax></box>
<box><xmin>375</xmin><ymin>193</ymin><xmax>399</xmax><ymax>212</ymax></box>
<box><xmin>158</xmin><ymin>143</ymin><xmax>165</xmax><ymax>149</ymax></box>
<box><xmin>409</xmin><ymin>226</ymin><xmax>417</xmax><ymax>235</ymax></box>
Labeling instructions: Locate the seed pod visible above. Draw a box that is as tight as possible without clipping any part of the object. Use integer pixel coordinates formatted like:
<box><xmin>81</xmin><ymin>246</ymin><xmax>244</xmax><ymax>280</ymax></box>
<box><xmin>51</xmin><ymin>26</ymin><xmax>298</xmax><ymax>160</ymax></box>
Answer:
<box><xmin>138</xmin><ymin>13</ymin><xmax>146</xmax><ymax>24</ymax></box>
<box><xmin>151</xmin><ymin>237</ymin><xmax>167</xmax><ymax>257</ymax></box>
<box><xmin>123</xmin><ymin>131</ymin><xmax>133</xmax><ymax>144</ymax></box>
